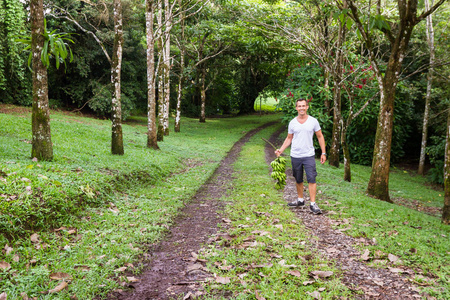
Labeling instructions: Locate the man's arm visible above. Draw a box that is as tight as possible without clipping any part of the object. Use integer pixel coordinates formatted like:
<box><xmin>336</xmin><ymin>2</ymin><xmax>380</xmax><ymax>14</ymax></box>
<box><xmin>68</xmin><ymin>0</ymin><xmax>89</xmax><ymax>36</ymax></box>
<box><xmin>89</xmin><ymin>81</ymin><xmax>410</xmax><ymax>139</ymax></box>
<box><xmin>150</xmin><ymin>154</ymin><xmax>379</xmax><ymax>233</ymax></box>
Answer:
<box><xmin>315</xmin><ymin>130</ymin><xmax>327</xmax><ymax>164</ymax></box>
<box><xmin>275</xmin><ymin>133</ymin><xmax>293</xmax><ymax>157</ymax></box>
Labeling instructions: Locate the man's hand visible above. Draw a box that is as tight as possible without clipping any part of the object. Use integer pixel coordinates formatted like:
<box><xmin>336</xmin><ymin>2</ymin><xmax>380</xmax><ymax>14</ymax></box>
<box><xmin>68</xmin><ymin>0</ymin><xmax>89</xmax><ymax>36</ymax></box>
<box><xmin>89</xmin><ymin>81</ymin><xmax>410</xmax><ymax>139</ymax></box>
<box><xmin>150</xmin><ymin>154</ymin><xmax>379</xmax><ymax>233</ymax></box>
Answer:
<box><xmin>320</xmin><ymin>154</ymin><xmax>327</xmax><ymax>164</ymax></box>
<box><xmin>275</xmin><ymin>149</ymin><xmax>282</xmax><ymax>157</ymax></box>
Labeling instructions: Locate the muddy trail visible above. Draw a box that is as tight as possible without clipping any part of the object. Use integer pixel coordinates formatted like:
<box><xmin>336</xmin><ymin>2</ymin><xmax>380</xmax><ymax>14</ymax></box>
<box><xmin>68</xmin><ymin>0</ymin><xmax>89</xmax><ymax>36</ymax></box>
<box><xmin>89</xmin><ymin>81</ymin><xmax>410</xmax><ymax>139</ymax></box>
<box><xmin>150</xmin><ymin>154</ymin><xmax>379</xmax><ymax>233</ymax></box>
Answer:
<box><xmin>110</xmin><ymin>123</ymin><xmax>422</xmax><ymax>300</ymax></box>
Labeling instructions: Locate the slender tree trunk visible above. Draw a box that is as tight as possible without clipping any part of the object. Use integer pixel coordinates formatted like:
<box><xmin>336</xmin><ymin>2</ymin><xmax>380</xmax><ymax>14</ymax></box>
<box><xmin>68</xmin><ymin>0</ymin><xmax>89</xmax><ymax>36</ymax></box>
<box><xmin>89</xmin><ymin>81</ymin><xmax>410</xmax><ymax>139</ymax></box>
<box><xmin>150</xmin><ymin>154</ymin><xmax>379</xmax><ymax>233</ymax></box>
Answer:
<box><xmin>30</xmin><ymin>0</ymin><xmax>53</xmax><ymax>161</ymax></box>
<box><xmin>199</xmin><ymin>66</ymin><xmax>206</xmax><ymax>123</ymax></box>
<box><xmin>342</xmin><ymin>125</ymin><xmax>351</xmax><ymax>182</ymax></box>
<box><xmin>328</xmin><ymin>10</ymin><xmax>346</xmax><ymax>168</ymax></box>
<box><xmin>163</xmin><ymin>0</ymin><xmax>171</xmax><ymax>136</ymax></box>
<box><xmin>111</xmin><ymin>0</ymin><xmax>124</xmax><ymax>155</ymax></box>
<box><xmin>156</xmin><ymin>0</ymin><xmax>165</xmax><ymax>141</ymax></box>
<box><xmin>443</xmin><ymin>108</ymin><xmax>450</xmax><ymax>225</ymax></box>
<box><xmin>418</xmin><ymin>0</ymin><xmax>435</xmax><ymax>175</ymax></box>
<box><xmin>146</xmin><ymin>0</ymin><xmax>159</xmax><ymax>149</ymax></box>
<box><xmin>174</xmin><ymin>0</ymin><xmax>185</xmax><ymax>133</ymax></box>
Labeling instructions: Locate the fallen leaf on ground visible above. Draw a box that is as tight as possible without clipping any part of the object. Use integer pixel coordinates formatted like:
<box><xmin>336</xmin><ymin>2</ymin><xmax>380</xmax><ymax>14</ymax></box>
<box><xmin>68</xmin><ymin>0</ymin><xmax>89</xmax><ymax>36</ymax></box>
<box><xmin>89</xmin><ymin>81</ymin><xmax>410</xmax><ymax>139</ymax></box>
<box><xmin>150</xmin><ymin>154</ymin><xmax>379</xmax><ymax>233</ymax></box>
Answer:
<box><xmin>388</xmin><ymin>267</ymin><xmax>404</xmax><ymax>273</ymax></box>
<box><xmin>251</xmin><ymin>263</ymin><xmax>273</xmax><ymax>268</ymax></box>
<box><xmin>115</xmin><ymin>267</ymin><xmax>127</xmax><ymax>272</ymax></box>
<box><xmin>215</xmin><ymin>276</ymin><xmax>231</xmax><ymax>284</ymax></box>
<box><xmin>286</xmin><ymin>270</ymin><xmax>301</xmax><ymax>277</ymax></box>
<box><xmin>20</xmin><ymin>292</ymin><xmax>29</xmax><ymax>299</ymax></box>
<box><xmin>310</xmin><ymin>270</ymin><xmax>333</xmax><ymax>278</ymax></box>
<box><xmin>30</xmin><ymin>233</ymin><xmax>40</xmax><ymax>243</ymax></box>
<box><xmin>0</xmin><ymin>292</ymin><xmax>6</xmax><ymax>300</ymax></box>
<box><xmin>306</xmin><ymin>290</ymin><xmax>321</xmax><ymax>299</ymax></box>
<box><xmin>303</xmin><ymin>280</ymin><xmax>315</xmax><ymax>285</ymax></box>
<box><xmin>0</xmin><ymin>261</ymin><xmax>11</xmax><ymax>270</ymax></box>
<box><xmin>127</xmin><ymin>277</ymin><xmax>140</xmax><ymax>283</ymax></box>
<box><xmin>50</xmin><ymin>272</ymin><xmax>72</xmax><ymax>280</ymax></box>
<box><xmin>45</xmin><ymin>281</ymin><xmax>69</xmax><ymax>294</ymax></box>
<box><xmin>326</xmin><ymin>247</ymin><xmax>338</xmax><ymax>254</ymax></box>
<box><xmin>388</xmin><ymin>253</ymin><xmax>399</xmax><ymax>262</ymax></box>
<box><xmin>255</xmin><ymin>290</ymin><xmax>266</xmax><ymax>300</ymax></box>
<box><xmin>361</xmin><ymin>249</ymin><xmax>370</xmax><ymax>261</ymax></box>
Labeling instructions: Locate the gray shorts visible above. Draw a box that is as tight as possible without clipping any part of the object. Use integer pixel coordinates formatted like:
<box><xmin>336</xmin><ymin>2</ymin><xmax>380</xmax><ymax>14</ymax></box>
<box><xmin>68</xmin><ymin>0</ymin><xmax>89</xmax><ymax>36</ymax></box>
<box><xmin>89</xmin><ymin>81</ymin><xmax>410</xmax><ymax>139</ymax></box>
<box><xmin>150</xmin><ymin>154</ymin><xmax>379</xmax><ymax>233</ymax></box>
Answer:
<box><xmin>291</xmin><ymin>156</ymin><xmax>317</xmax><ymax>184</ymax></box>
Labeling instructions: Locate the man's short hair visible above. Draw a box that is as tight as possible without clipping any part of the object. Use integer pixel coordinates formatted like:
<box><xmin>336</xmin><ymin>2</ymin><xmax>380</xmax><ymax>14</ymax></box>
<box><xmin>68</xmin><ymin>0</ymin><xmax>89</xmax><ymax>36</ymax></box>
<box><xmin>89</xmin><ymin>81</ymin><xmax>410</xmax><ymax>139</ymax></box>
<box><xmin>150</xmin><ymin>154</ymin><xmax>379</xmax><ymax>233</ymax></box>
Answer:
<box><xmin>296</xmin><ymin>98</ymin><xmax>307</xmax><ymax>105</ymax></box>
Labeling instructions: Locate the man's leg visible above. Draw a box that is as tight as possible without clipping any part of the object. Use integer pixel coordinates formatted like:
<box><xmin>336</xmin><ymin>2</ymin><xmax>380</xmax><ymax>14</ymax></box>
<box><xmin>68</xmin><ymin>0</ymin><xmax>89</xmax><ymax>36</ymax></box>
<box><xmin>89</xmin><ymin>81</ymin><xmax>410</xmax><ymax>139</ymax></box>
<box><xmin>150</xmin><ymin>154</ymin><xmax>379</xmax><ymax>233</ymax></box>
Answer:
<box><xmin>308</xmin><ymin>182</ymin><xmax>316</xmax><ymax>203</ymax></box>
<box><xmin>296</xmin><ymin>182</ymin><xmax>304</xmax><ymax>199</ymax></box>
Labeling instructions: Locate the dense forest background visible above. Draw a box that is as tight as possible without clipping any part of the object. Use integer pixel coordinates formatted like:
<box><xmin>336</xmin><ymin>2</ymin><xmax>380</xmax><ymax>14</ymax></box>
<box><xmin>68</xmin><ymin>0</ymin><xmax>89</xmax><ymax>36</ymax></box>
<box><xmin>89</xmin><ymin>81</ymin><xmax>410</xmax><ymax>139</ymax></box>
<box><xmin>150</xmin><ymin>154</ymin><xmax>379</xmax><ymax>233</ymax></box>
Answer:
<box><xmin>1</xmin><ymin>0</ymin><xmax>449</xmax><ymax>184</ymax></box>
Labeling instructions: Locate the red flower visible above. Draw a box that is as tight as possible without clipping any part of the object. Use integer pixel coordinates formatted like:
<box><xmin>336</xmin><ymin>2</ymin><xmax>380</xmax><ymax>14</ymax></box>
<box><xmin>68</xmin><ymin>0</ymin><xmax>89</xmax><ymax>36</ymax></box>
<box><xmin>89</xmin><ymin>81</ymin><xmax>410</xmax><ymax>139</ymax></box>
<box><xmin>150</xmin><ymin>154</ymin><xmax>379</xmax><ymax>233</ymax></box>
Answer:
<box><xmin>350</xmin><ymin>66</ymin><xmax>353</xmax><ymax>71</ymax></box>
<box><xmin>357</xmin><ymin>85</ymin><xmax>363</xmax><ymax>89</ymax></box>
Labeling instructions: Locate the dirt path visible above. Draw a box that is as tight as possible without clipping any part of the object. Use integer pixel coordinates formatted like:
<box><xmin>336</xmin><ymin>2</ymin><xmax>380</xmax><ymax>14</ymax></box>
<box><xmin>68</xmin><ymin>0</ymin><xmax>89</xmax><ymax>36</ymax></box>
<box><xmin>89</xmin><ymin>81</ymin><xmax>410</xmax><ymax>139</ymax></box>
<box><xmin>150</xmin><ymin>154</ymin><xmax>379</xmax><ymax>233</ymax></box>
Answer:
<box><xmin>110</xmin><ymin>124</ymin><xmax>422</xmax><ymax>300</ymax></box>
<box><xmin>110</xmin><ymin>122</ymin><xmax>276</xmax><ymax>300</ymax></box>
<box><xmin>265</xmin><ymin>130</ymin><xmax>423</xmax><ymax>300</ymax></box>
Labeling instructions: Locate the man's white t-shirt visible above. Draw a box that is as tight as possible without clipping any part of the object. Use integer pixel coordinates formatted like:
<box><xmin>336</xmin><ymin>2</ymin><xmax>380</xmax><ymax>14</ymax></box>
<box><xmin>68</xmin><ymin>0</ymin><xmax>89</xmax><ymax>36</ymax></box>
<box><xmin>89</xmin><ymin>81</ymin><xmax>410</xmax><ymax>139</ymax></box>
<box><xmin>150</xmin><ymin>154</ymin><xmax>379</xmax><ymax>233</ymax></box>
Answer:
<box><xmin>288</xmin><ymin>116</ymin><xmax>321</xmax><ymax>158</ymax></box>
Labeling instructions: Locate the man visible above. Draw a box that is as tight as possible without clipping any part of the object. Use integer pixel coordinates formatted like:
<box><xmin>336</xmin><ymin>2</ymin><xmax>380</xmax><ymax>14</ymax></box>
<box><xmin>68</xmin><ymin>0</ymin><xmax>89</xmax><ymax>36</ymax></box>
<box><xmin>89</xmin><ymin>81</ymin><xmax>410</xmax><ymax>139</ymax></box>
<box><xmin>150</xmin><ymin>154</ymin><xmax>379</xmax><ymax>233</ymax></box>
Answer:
<box><xmin>275</xmin><ymin>98</ymin><xmax>327</xmax><ymax>214</ymax></box>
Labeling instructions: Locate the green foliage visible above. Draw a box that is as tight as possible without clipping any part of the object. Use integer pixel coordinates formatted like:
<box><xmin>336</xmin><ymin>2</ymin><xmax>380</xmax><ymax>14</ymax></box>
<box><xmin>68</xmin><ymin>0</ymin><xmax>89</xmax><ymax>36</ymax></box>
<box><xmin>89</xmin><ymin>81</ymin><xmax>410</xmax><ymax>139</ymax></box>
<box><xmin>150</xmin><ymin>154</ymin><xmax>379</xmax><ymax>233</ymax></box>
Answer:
<box><xmin>17</xmin><ymin>19</ymin><xmax>74</xmax><ymax>71</ymax></box>
<box><xmin>0</xmin><ymin>0</ymin><xmax>30</xmax><ymax>105</ymax></box>
<box><xmin>276</xmin><ymin>62</ymin><xmax>333</xmax><ymax>141</ymax></box>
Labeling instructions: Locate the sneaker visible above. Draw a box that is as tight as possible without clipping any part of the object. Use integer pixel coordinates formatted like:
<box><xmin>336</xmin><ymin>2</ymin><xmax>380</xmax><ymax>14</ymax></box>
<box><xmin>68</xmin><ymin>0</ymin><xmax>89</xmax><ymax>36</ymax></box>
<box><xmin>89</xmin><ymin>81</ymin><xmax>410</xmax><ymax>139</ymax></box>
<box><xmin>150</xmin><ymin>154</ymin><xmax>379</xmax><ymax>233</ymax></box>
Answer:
<box><xmin>310</xmin><ymin>202</ymin><xmax>322</xmax><ymax>214</ymax></box>
<box><xmin>288</xmin><ymin>200</ymin><xmax>305</xmax><ymax>207</ymax></box>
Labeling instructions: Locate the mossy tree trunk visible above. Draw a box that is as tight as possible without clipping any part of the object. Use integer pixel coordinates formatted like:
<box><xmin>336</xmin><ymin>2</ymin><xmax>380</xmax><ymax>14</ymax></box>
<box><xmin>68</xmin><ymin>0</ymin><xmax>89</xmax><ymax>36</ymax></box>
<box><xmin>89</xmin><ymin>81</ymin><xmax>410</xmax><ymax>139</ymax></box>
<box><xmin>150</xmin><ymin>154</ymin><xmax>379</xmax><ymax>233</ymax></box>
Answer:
<box><xmin>31</xmin><ymin>0</ymin><xmax>53</xmax><ymax>161</ymax></box>
<box><xmin>163</xmin><ymin>0</ymin><xmax>172</xmax><ymax>136</ymax></box>
<box><xmin>418</xmin><ymin>0</ymin><xmax>435</xmax><ymax>175</ymax></box>
<box><xmin>328</xmin><ymin>4</ymin><xmax>346</xmax><ymax>168</ymax></box>
<box><xmin>175</xmin><ymin>1</ymin><xmax>185</xmax><ymax>133</ymax></box>
<box><xmin>156</xmin><ymin>0</ymin><xmax>165</xmax><ymax>141</ymax></box>
<box><xmin>199</xmin><ymin>66</ymin><xmax>206</xmax><ymax>123</ymax></box>
<box><xmin>111</xmin><ymin>0</ymin><xmax>124</xmax><ymax>155</ymax></box>
<box><xmin>442</xmin><ymin>108</ymin><xmax>450</xmax><ymax>225</ymax></box>
<box><xmin>146</xmin><ymin>0</ymin><xmax>159</xmax><ymax>149</ymax></box>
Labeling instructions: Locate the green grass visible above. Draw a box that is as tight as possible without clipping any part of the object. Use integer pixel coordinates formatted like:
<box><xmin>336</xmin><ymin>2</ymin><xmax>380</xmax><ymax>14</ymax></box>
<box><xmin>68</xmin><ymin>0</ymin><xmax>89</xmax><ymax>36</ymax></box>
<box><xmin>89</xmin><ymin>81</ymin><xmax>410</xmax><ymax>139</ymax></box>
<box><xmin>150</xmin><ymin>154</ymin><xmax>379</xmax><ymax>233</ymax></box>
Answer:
<box><xmin>0</xmin><ymin>107</ymin><xmax>280</xmax><ymax>299</ymax></box>
<box><xmin>318</xmin><ymin>163</ymin><xmax>449</xmax><ymax>299</ymax></box>
<box><xmin>199</xmin><ymin>126</ymin><xmax>351</xmax><ymax>299</ymax></box>
<box><xmin>254</xmin><ymin>95</ymin><xmax>280</xmax><ymax>112</ymax></box>
<box><xmin>1</xmin><ymin>107</ymin><xmax>449</xmax><ymax>299</ymax></box>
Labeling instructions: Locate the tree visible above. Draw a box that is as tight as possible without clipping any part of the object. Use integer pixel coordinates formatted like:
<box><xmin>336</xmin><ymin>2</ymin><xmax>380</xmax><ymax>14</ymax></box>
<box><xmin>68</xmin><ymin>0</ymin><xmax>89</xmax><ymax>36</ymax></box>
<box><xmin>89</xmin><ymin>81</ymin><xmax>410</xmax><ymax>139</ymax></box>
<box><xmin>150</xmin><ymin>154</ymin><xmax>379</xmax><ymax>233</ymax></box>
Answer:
<box><xmin>146</xmin><ymin>0</ymin><xmax>159</xmax><ymax>149</ymax></box>
<box><xmin>443</xmin><ymin>107</ymin><xmax>450</xmax><ymax>224</ymax></box>
<box><xmin>30</xmin><ymin>0</ymin><xmax>53</xmax><ymax>161</ymax></box>
<box><xmin>339</xmin><ymin>0</ymin><xmax>446</xmax><ymax>202</ymax></box>
<box><xmin>418</xmin><ymin>0</ymin><xmax>436</xmax><ymax>175</ymax></box>
<box><xmin>111</xmin><ymin>0</ymin><xmax>124</xmax><ymax>155</ymax></box>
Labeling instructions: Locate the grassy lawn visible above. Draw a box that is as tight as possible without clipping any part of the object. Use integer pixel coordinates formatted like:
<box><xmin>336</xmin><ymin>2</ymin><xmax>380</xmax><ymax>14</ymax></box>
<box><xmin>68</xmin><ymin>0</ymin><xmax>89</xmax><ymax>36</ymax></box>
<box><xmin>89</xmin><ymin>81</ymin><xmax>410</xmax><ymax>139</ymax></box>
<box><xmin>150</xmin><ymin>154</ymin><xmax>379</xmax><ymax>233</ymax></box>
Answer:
<box><xmin>0</xmin><ymin>107</ymin><xmax>448</xmax><ymax>299</ymax></box>
<box><xmin>0</xmin><ymin>107</ymin><xmax>279</xmax><ymax>299</ymax></box>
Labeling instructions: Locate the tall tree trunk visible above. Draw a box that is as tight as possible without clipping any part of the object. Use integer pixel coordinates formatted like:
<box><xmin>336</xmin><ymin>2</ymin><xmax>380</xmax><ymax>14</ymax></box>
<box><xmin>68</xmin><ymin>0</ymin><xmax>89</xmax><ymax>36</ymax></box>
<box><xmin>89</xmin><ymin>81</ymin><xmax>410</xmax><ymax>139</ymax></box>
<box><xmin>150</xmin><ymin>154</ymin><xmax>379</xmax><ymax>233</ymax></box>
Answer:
<box><xmin>363</xmin><ymin>0</ymin><xmax>418</xmax><ymax>202</ymax></box>
<box><xmin>156</xmin><ymin>0</ymin><xmax>165</xmax><ymax>141</ymax></box>
<box><xmin>111</xmin><ymin>0</ymin><xmax>124</xmax><ymax>155</ymax></box>
<box><xmin>174</xmin><ymin>0</ymin><xmax>185</xmax><ymax>133</ymax></box>
<box><xmin>30</xmin><ymin>0</ymin><xmax>53</xmax><ymax>161</ymax></box>
<box><xmin>163</xmin><ymin>0</ymin><xmax>171</xmax><ymax>136</ymax></box>
<box><xmin>418</xmin><ymin>0</ymin><xmax>435</xmax><ymax>175</ymax></box>
<box><xmin>328</xmin><ymin>9</ymin><xmax>346</xmax><ymax>168</ymax></box>
<box><xmin>146</xmin><ymin>0</ymin><xmax>159</xmax><ymax>149</ymax></box>
<box><xmin>443</xmin><ymin>107</ymin><xmax>450</xmax><ymax>225</ymax></box>
<box><xmin>199</xmin><ymin>66</ymin><xmax>206</xmax><ymax>123</ymax></box>
<box><xmin>342</xmin><ymin>125</ymin><xmax>351</xmax><ymax>182</ymax></box>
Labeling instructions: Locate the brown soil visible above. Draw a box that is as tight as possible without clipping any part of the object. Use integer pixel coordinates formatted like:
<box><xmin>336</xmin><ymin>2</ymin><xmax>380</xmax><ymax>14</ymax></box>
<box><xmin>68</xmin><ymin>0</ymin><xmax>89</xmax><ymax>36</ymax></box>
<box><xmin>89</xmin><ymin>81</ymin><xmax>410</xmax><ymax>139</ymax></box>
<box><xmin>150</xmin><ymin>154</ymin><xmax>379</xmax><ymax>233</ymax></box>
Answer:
<box><xmin>107</xmin><ymin>123</ymin><xmax>428</xmax><ymax>300</ymax></box>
